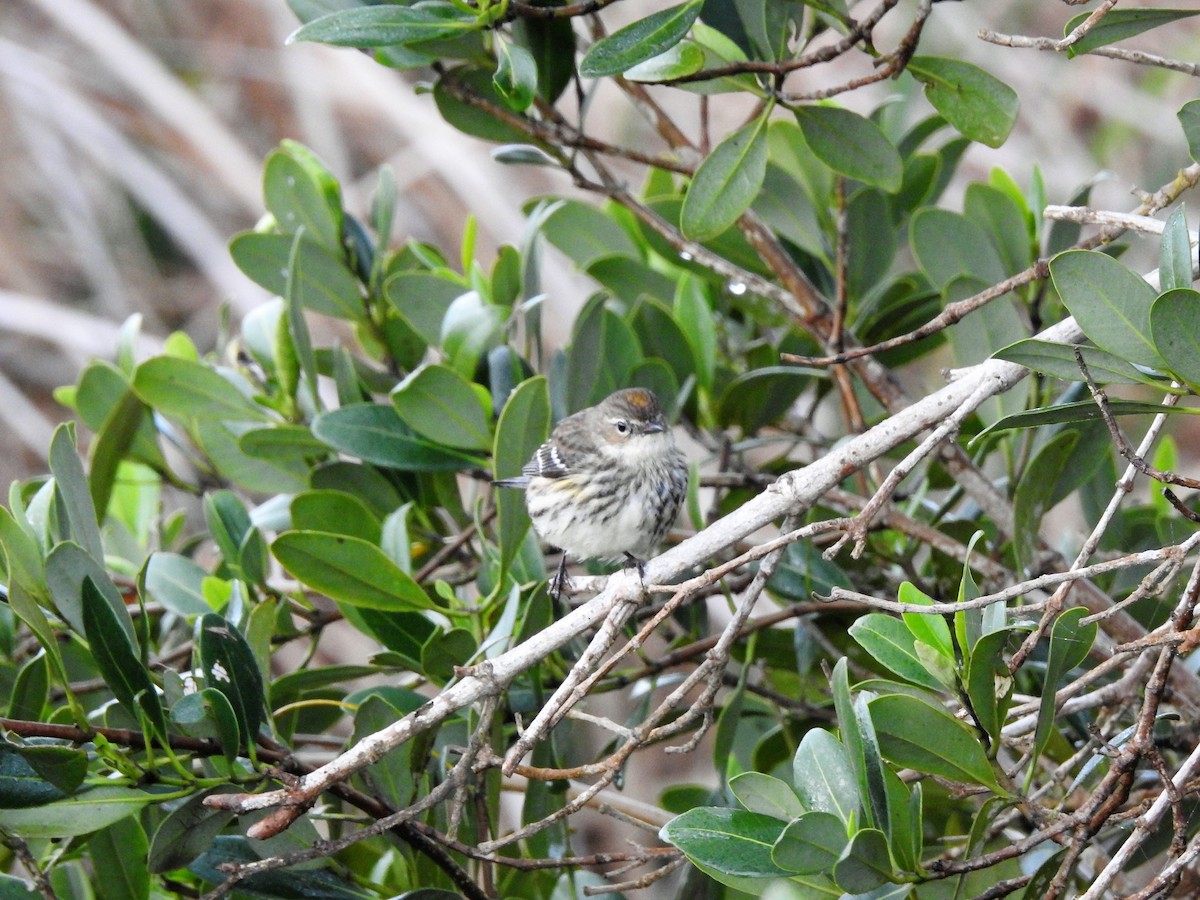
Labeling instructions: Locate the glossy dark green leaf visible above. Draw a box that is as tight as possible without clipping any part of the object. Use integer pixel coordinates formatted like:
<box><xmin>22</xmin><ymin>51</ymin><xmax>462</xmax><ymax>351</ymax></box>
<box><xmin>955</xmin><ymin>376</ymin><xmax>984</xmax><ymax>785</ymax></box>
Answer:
<box><xmin>352</xmin><ymin>694</ymin><xmax>414</xmax><ymax>808</ymax></box>
<box><xmin>1013</xmin><ymin>430</ymin><xmax>1078</xmax><ymax>573</ymax></box>
<box><xmin>681</xmin><ymin>114</ymin><xmax>769</xmax><ymax>241</ymax></box>
<box><xmin>954</xmin><ymin>530</ymin><xmax>987</xmax><ymax>656</ymax></box>
<box><xmin>147</xmin><ymin>789</ymin><xmax>236</xmax><ymax>873</ymax></box>
<box><xmin>493</xmin><ymin>376</ymin><xmax>551</xmax><ymax>573</ymax></box>
<box><xmin>994</xmin><ymin>339</ymin><xmax>1164</xmax><ymax>387</ymax></box>
<box><xmin>1180</xmin><ymin>99</ymin><xmax>1200</xmax><ymax>164</ymax></box>
<box><xmin>434</xmin><ymin>66</ymin><xmax>534</xmax><ymax>144</ymax></box>
<box><xmin>717</xmin><ymin>366</ymin><xmax>817</xmax><ymax>433</ymax></box>
<box><xmin>421</xmin><ymin>627</ymin><xmax>476</xmax><ymax>681</ymax></box>
<box><xmin>88</xmin><ymin>812</ymin><xmax>150</xmax><ymax>900</ymax></box>
<box><xmin>133</xmin><ymin>357</ymin><xmax>268</xmax><ymax>424</ymax></box>
<box><xmin>674</xmin><ymin>276</ymin><xmax>717</xmax><ymax>390</ymax></box>
<box><xmin>630</xmin><ymin>299</ymin><xmax>697</xmax><ymax>387</ymax></box>
<box><xmin>70</xmin><ymin>361</ymin><xmax>165</xmax><ymax>469</ymax></box>
<box><xmin>978</xmin><ymin>400</ymin><xmax>1200</xmax><ymax>441</ymax></box>
<box><xmin>391</xmin><ymin>364</ymin><xmax>493</xmax><ymax>451</ymax></box>
<box><xmin>661</xmin><ymin>807</ymin><xmax>792</xmax><ymax>878</ymax></box>
<box><xmin>1151</xmin><ymin>288</ymin><xmax>1200</xmax><ymax>391</ymax></box>
<box><xmin>312</xmin><ymin>404</ymin><xmax>485</xmax><ymax>472</ymax></box>
<box><xmin>529</xmin><ymin>199</ymin><xmax>642</xmax><ymax>269</ymax></box>
<box><xmin>230</xmin><ymin>232</ymin><xmax>364</xmax><ymax>320</ymax></box>
<box><xmin>14</xmin><ymin>744</ymin><xmax>87</xmax><ymax>798</ymax></box>
<box><xmin>263</xmin><ymin>142</ymin><xmax>343</xmax><ymax>251</ymax></box>
<box><xmin>289</xmin><ymin>3</ymin><xmax>476</xmax><ymax>49</ymax></box>
<box><xmin>578</xmin><ymin>0</ymin><xmax>703</xmax><ymax>78</ymax></box>
<box><xmin>170</xmin><ymin>688</ymin><xmax>241</xmax><ymax>764</ymax></box>
<box><xmin>513</xmin><ymin>11</ymin><xmax>574</xmax><ymax>104</ymax></box>
<box><xmin>88</xmin><ymin>387</ymin><xmax>151</xmax><ymax>523</ymax></box>
<box><xmin>846</xmin><ymin>188</ymin><xmax>895</xmax><ymax>297</ymax></box>
<box><xmin>188</xmin><ymin>835</ymin><xmax>376</xmax><ymax>899</ymax></box>
<box><xmin>197</xmin><ymin>419</ymin><xmax>310</xmax><ymax>492</ymax></box>
<box><xmin>1065</xmin><ymin>8</ymin><xmax>1200</xmax><ymax>56</ymax></box>
<box><xmin>565</xmin><ymin>296</ymin><xmax>642</xmax><ymax>411</ymax></box>
<box><xmin>965</xmin><ymin>627</ymin><xmax>1018</xmax><ymax>749</ymax></box>
<box><xmin>793</xmin><ymin>106</ymin><xmax>901</xmax><ymax>192</ymax></box>
<box><xmin>195</xmin><ymin>612</ymin><xmax>268</xmax><ymax>747</ymax></box>
<box><xmin>624</xmin><ymin>40</ymin><xmax>706</xmax><ymax>81</ymax></box>
<box><xmin>0</xmin><ymin>785</ymin><xmax>156</xmax><ymax>839</ymax></box>
<box><xmin>1032</xmin><ymin>607</ymin><xmax>1096</xmax><ymax>764</ymax></box>
<box><xmin>833</xmin><ymin>827</ymin><xmax>892</xmax><ymax>893</ymax></box>
<box><xmin>493</xmin><ymin>36</ymin><xmax>538</xmax><ymax>112</ymax></box>
<box><xmin>908</xmin><ymin>57</ymin><xmax>1018</xmax><ymax>149</ymax></box>
<box><xmin>1050</xmin><ymin>249</ymin><xmax>1161</xmax><ymax>368</ymax></box>
<box><xmin>771</xmin><ymin>811</ymin><xmax>846</xmax><ymax>874</ymax></box>
<box><xmin>0</xmin><ymin>744</ymin><xmax>68</xmax><ymax>808</ymax></box>
<box><xmin>273</xmin><ymin>530</ymin><xmax>436</xmax><ymax>611</ymax></box>
<box><xmin>283</xmin><ymin>231</ymin><xmax>322</xmax><ymax>412</ymax></box>
<box><xmin>792</xmin><ymin>728</ymin><xmax>858</xmax><ymax>824</ymax></box>
<box><xmin>83</xmin><ymin>577</ymin><xmax>166</xmax><ymax>738</ymax></box>
<box><xmin>870</xmin><ymin>693</ymin><xmax>1005</xmax><ymax>793</ymax></box>
<box><xmin>441</xmin><ymin>291</ymin><xmax>505</xmax><ymax>378</ymax></box>
<box><xmin>849</xmin><ymin>614</ymin><xmax>948</xmax><ymax>692</ymax></box>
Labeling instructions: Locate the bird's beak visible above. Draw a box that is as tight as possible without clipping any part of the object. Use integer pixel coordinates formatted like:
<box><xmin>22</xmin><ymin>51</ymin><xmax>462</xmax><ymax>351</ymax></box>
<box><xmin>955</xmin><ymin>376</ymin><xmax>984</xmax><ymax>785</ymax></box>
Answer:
<box><xmin>644</xmin><ymin>421</ymin><xmax>665</xmax><ymax>434</ymax></box>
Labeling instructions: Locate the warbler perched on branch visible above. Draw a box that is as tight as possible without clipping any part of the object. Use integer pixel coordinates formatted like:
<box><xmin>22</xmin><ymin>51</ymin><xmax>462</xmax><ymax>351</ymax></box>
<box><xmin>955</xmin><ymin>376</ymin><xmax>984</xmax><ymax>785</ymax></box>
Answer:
<box><xmin>494</xmin><ymin>388</ymin><xmax>688</xmax><ymax>597</ymax></box>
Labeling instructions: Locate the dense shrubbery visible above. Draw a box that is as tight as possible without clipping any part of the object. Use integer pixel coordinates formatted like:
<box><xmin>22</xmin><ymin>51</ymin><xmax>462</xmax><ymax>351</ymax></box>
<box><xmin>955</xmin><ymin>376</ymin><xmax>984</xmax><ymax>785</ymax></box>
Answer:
<box><xmin>2</xmin><ymin>2</ymin><xmax>1200</xmax><ymax>898</ymax></box>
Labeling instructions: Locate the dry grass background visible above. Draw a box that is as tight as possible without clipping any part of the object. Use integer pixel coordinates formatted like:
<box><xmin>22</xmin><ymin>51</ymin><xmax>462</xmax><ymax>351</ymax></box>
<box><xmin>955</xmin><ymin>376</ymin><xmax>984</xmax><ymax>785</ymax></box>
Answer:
<box><xmin>1</xmin><ymin>0</ymin><xmax>1197</xmax><ymax>494</ymax></box>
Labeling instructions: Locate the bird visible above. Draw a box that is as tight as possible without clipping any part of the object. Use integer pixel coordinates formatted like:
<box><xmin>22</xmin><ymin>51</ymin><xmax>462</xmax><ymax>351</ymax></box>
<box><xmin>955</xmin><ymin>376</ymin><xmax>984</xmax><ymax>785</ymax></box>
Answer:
<box><xmin>494</xmin><ymin>388</ymin><xmax>688</xmax><ymax>597</ymax></box>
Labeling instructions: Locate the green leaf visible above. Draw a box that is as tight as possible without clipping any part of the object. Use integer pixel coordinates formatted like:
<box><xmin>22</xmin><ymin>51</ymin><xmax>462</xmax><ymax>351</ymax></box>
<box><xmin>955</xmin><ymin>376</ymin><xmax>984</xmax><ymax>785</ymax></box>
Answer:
<box><xmin>49</xmin><ymin>424</ymin><xmax>104</xmax><ymax>561</ymax></box>
<box><xmin>291</xmin><ymin>490</ymin><xmax>382</xmax><ymax>544</ymax></box>
<box><xmin>1013</xmin><ymin>430</ymin><xmax>1079</xmax><ymax>574</ymax></box>
<box><xmin>976</xmin><ymin>399</ymin><xmax>1200</xmax><ymax>441</ymax></box>
<box><xmin>133</xmin><ymin>357</ymin><xmax>269</xmax><ymax>424</ymax></box>
<box><xmin>263</xmin><ymin>142</ymin><xmax>343</xmax><ymax>251</ymax></box>
<box><xmin>312</xmin><ymin>404</ymin><xmax>485</xmax><ymax>472</ymax></box>
<box><xmin>681</xmin><ymin>113</ymin><xmax>769</xmax><ymax>241</ymax></box>
<box><xmin>869</xmin><ymin>693</ymin><xmax>1005</xmax><ymax>793</ymax></box>
<box><xmin>660</xmin><ymin>807</ymin><xmax>792</xmax><ymax>878</ymax></box>
<box><xmin>1050</xmin><ymin>249</ymin><xmax>1161</xmax><ymax>368</ymax></box>
<box><xmin>171</xmin><ymin>689</ymin><xmax>241</xmax><ymax>764</ymax></box>
<box><xmin>230</xmin><ymin>232</ymin><xmax>364</xmax><ymax>320</ymax></box>
<box><xmin>289</xmin><ymin>3</ymin><xmax>477</xmax><ymax>49</ymax></box>
<box><xmin>908</xmin><ymin>57</ymin><xmax>1018</xmax><ymax>148</ymax></box>
<box><xmin>0</xmin><ymin>744</ymin><xmax>67</xmax><ymax>808</ymax></box>
<box><xmin>493</xmin><ymin>376</ymin><xmax>551</xmax><ymax>573</ymax></box>
<box><xmin>565</xmin><ymin>296</ymin><xmax>642</xmax><ymax>411</ymax></box>
<box><xmin>87</xmin><ymin>387</ymin><xmax>151</xmax><ymax>524</ymax></box>
<box><xmin>493</xmin><ymin>36</ymin><xmax>538</xmax><ymax>112</ymax></box>
<box><xmin>527</xmin><ymin>198</ymin><xmax>641</xmax><ymax>269</ymax></box>
<box><xmin>792</xmin><ymin>728</ymin><xmax>858</xmax><ymax>824</ymax></box>
<box><xmin>910</xmin><ymin>209</ymin><xmax>1006</xmax><ymax>292</ymax></box>
<box><xmin>994</xmin><ymin>339</ymin><xmax>1165</xmax><ymax>387</ymax></box>
<box><xmin>965</xmin><ymin>627</ymin><xmax>1018</xmax><ymax>748</ymax></box>
<box><xmin>441</xmin><ymin>291</ymin><xmax>505</xmax><ymax>377</ymax></box>
<box><xmin>579</xmin><ymin>0</ymin><xmax>703</xmax><ymax>78</ymax></box>
<box><xmin>0</xmin><ymin>785</ymin><xmax>156</xmax><ymax>839</ymax></box>
<box><xmin>1151</xmin><ymin>289</ymin><xmax>1200</xmax><ymax>391</ymax></box>
<box><xmin>833</xmin><ymin>827</ymin><xmax>892</xmax><ymax>894</ymax></box>
<box><xmin>965</xmin><ymin>182</ymin><xmax>1031</xmax><ymax>276</ymax></box>
<box><xmin>143</xmin><ymin>552</ymin><xmax>212</xmax><ymax>617</ymax></box>
<box><xmin>1180</xmin><ymin>99</ymin><xmax>1200</xmax><ymax>165</ymax></box>
<box><xmin>513</xmin><ymin>11</ymin><xmax>574</xmax><ymax>104</ymax></box>
<box><xmin>434</xmin><ymin>66</ymin><xmax>533</xmax><ymax>144</ymax></box>
<box><xmin>45</xmin><ymin>542</ymin><xmax>133</xmax><ymax>642</ymax></box>
<box><xmin>284</xmin><ymin>230</ymin><xmax>322</xmax><ymax>412</ymax></box>
<box><xmin>195</xmin><ymin>613</ymin><xmax>268</xmax><ymax>747</ymax></box>
<box><xmin>391</xmin><ymin>364</ymin><xmax>493</xmax><ymax>451</ymax></box>
<box><xmin>82</xmin><ymin>577</ymin><xmax>167</xmax><ymax>738</ymax></box>
<box><xmin>793</xmin><ymin>106</ymin><xmax>902</xmax><ymax>192</ymax></box>
<box><xmin>273</xmin><ymin>530</ymin><xmax>436</xmax><ymax>611</ymax></box>
<box><xmin>624</xmin><ymin>40</ymin><xmax>706</xmax><ymax>82</ymax></box>
<box><xmin>383</xmin><ymin>271</ymin><xmax>467</xmax><ymax>346</ymax></box>
<box><xmin>849</xmin><ymin>614</ymin><xmax>949</xmax><ymax>692</ymax></box>
<box><xmin>1031</xmin><ymin>608</ymin><xmax>1097</xmax><ymax>765</ymax></box>
<box><xmin>239</xmin><ymin>424</ymin><xmax>330</xmax><ymax>460</ymax></box>
<box><xmin>89</xmin><ymin>814</ymin><xmax>150</xmax><ymax>900</ymax></box>
<box><xmin>898</xmin><ymin>582</ymin><xmax>954</xmax><ymax>660</ymax></box>
<box><xmin>8</xmin><ymin>652</ymin><xmax>49</xmax><ymax>721</ymax></box>
<box><xmin>1065</xmin><ymin>8</ymin><xmax>1200</xmax><ymax>56</ymax></box>
<box><xmin>729</xmin><ymin>772</ymin><xmax>805</xmax><ymax>821</ymax></box>
<box><xmin>674</xmin><ymin>276</ymin><xmax>717</xmax><ymax>391</ymax></box>
<box><xmin>772</xmin><ymin>811</ymin><xmax>847</xmax><ymax>875</ymax></box>
<box><xmin>954</xmin><ymin>530</ymin><xmax>988</xmax><ymax>655</ymax></box>
<box><xmin>717</xmin><ymin>367</ymin><xmax>818</xmax><ymax>433</ymax></box>
<box><xmin>14</xmin><ymin>744</ymin><xmax>88</xmax><ymax>797</ymax></box>
<box><xmin>1158</xmin><ymin>206</ymin><xmax>1193</xmax><ymax>293</ymax></box>
<box><xmin>188</xmin><ymin>836</ymin><xmax>377</xmax><ymax>899</ymax></box>
<box><xmin>147</xmin><ymin>790</ymin><xmax>236</xmax><ymax>873</ymax></box>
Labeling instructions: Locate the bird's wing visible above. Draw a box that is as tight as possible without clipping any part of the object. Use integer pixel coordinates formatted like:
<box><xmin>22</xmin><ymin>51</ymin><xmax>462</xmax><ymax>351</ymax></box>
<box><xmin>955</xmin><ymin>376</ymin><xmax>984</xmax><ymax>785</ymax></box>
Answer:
<box><xmin>521</xmin><ymin>441</ymin><xmax>570</xmax><ymax>478</ymax></box>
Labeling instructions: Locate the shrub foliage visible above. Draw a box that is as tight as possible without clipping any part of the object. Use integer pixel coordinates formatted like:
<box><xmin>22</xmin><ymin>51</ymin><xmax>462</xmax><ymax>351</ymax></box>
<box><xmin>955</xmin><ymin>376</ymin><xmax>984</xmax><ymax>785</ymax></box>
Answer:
<box><xmin>3</xmin><ymin>2</ymin><xmax>1200</xmax><ymax>898</ymax></box>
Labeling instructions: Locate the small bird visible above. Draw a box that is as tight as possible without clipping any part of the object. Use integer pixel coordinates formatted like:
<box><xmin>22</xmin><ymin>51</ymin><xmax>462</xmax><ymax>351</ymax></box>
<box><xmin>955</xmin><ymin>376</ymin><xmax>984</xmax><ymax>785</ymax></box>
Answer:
<box><xmin>494</xmin><ymin>388</ymin><xmax>688</xmax><ymax>597</ymax></box>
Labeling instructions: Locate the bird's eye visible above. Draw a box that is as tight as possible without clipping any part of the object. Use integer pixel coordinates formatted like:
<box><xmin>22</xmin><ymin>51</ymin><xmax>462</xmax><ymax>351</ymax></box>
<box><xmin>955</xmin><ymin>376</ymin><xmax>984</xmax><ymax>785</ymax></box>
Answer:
<box><xmin>615</xmin><ymin>420</ymin><xmax>629</xmax><ymax>434</ymax></box>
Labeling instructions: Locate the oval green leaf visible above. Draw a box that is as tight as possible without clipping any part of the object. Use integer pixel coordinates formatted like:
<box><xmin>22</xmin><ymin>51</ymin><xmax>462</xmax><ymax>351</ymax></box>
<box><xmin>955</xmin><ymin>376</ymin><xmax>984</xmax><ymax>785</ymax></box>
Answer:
<box><xmin>660</xmin><ymin>807</ymin><xmax>792</xmax><ymax>878</ymax></box>
<box><xmin>793</xmin><ymin>106</ymin><xmax>902</xmax><ymax>192</ymax></box>
<box><xmin>681</xmin><ymin>114</ymin><xmax>769</xmax><ymax>241</ymax></box>
<box><xmin>579</xmin><ymin>0</ymin><xmax>703</xmax><ymax>78</ymax></box>
<box><xmin>908</xmin><ymin>57</ymin><xmax>1018</xmax><ymax>149</ymax></box>
<box><xmin>272</xmin><ymin>530</ymin><xmax>436</xmax><ymax>611</ymax></box>
<box><xmin>1151</xmin><ymin>288</ymin><xmax>1200</xmax><ymax>391</ymax></box>
<box><xmin>1050</xmin><ymin>249</ymin><xmax>1161</xmax><ymax>368</ymax></box>
<box><xmin>391</xmin><ymin>364</ymin><xmax>493</xmax><ymax>451</ymax></box>
<box><xmin>312</xmin><ymin>404</ymin><xmax>485</xmax><ymax>472</ymax></box>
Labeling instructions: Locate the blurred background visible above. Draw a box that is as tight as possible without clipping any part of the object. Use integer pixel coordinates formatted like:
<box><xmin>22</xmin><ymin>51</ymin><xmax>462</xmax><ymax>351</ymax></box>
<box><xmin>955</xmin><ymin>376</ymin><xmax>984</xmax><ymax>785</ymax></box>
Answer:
<box><xmin>1</xmin><ymin>0</ymin><xmax>1198</xmax><ymax>491</ymax></box>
